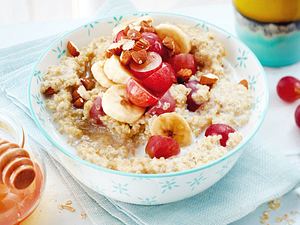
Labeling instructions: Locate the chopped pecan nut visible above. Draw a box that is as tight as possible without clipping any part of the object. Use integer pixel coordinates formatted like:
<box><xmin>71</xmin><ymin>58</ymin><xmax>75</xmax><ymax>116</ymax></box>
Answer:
<box><xmin>141</xmin><ymin>26</ymin><xmax>155</xmax><ymax>33</ymax></box>
<box><xmin>67</xmin><ymin>41</ymin><xmax>80</xmax><ymax>57</ymax></box>
<box><xmin>73</xmin><ymin>97</ymin><xmax>85</xmax><ymax>108</ymax></box>
<box><xmin>71</xmin><ymin>88</ymin><xmax>81</xmax><ymax>102</ymax></box>
<box><xmin>120</xmin><ymin>50</ymin><xmax>132</xmax><ymax>65</ymax></box>
<box><xmin>105</xmin><ymin>50</ymin><xmax>114</xmax><ymax>58</ymax></box>
<box><xmin>80</xmin><ymin>77</ymin><xmax>95</xmax><ymax>90</ymax></box>
<box><xmin>131</xmin><ymin>49</ymin><xmax>148</xmax><ymax>65</ymax></box>
<box><xmin>43</xmin><ymin>87</ymin><xmax>56</xmax><ymax>96</ymax></box>
<box><xmin>133</xmin><ymin>38</ymin><xmax>150</xmax><ymax>51</ymax></box>
<box><xmin>162</xmin><ymin>36</ymin><xmax>174</xmax><ymax>49</ymax></box>
<box><xmin>128</xmin><ymin>22</ymin><xmax>142</xmax><ymax>32</ymax></box>
<box><xmin>199</xmin><ymin>74</ymin><xmax>219</xmax><ymax>86</ymax></box>
<box><xmin>162</xmin><ymin>36</ymin><xmax>179</xmax><ymax>54</ymax></box>
<box><xmin>140</xmin><ymin>21</ymin><xmax>155</xmax><ymax>33</ymax></box>
<box><xmin>127</xmin><ymin>29</ymin><xmax>142</xmax><ymax>40</ymax></box>
<box><xmin>106</xmin><ymin>42</ymin><xmax>122</xmax><ymax>57</ymax></box>
<box><xmin>122</xmin><ymin>39</ymin><xmax>135</xmax><ymax>51</ymax></box>
<box><xmin>239</xmin><ymin>79</ymin><xmax>249</xmax><ymax>89</ymax></box>
<box><xmin>177</xmin><ymin>69</ymin><xmax>193</xmax><ymax>82</ymax></box>
<box><xmin>123</xmin><ymin>25</ymin><xmax>130</xmax><ymax>35</ymax></box>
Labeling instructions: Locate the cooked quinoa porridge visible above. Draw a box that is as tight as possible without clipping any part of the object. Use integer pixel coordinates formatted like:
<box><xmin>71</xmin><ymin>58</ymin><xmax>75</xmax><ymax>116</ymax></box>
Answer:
<box><xmin>41</xmin><ymin>17</ymin><xmax>252</xmax><ymax>174</ymax></box>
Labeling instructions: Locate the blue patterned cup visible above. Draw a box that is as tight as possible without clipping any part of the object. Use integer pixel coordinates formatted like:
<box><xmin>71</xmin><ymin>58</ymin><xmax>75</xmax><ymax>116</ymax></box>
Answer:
<box><xmin>29</xmin><ymin>12</ymin><xmax>268</xmax><ymax>205</ymax></box>
<box><xmin>233</xmin><ymin>0</ymin><xmax>300</xmax><ymax>67</ymax></box>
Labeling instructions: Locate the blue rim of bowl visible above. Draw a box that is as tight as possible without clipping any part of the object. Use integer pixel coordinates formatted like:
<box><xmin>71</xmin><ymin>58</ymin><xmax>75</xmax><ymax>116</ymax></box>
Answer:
<box><xmin>28</xmin><ymin>12</ymin><xmax>269</xmax><ymax>178</ymax></box>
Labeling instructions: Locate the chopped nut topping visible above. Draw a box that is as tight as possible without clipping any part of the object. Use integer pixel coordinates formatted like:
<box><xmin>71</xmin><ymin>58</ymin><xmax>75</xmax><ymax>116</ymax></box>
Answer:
<box><xmin>122</xmin><ymin>39</ymin><xmax>135</xmax><ymax>51</ymax></box>
<box><xmin>132</xmin><ymin>25</ymin><xmax>142</xmax><ymax>32</ymax></box>
<box><xmin>162</xmin><ymin>36</ymin><xmax>174</xmax><ymax>49</ymax></box>
<box><xmin>141</xmin><ymin>26</ymin><xmax>155</xmax><ymax>33</ymax></box>
<box><xmin>71</xmin><ymin>85</ymin><xmax>87</xmax><ymax>107</ymax></box>
<box><xmin>73</xmin><ymin>97</ymin><xmax>85</xmax><ymax>108</ymax></box>
<box><xmin>133</xmin><ymin>38</ymin><xmax>150</xmax><ymax>51</ymax></box>
<box><xmin>71</xmin><ymin>87</ymin><xmax>81</xmax><ymax>101</ymax></box>
<box><xmin>127</xmin><ymin>29</ymin><xmax>142</xmax><ymax>40</ymax></box>
<box><xmin>113</xmin><ymin>41</ymin><xmax>125</xmax><ymax>48</ymax></box>
<box><xmin>162</xmin><ymin>36</ymin><xmax>179</xmax><ymax>54</ymax></box>
<box><xmin>177</xmin><ymin>69</ymin><xmax>193</xmax><ymax>82</ymax></box>
<box><xmin>43</xmin><ymin>87</ymin><xmax>56</xmax><ymax>96</ymax></box>
<box><xmin>120</xmin><ymin>50</ymin><xmax>132</xmax><ymax>65</ymax></box>
<box><xmin>140</xmin><ymin>20</ymin><xmax>155</xmax><ymax>33</ymax></box>
<box><xmin>239</xmin><ymin>79</ymin><xmax>249</xmax><ymax>89</ymax></box>
<box><xmin>131</xmin><ymin>49</ymin><xmax>148</xmax><ymax>64</ymax></box>
<box><xmin>80</xmin><ymin>77</ymin><xmax>95</xmax><ymax>90</ymax></box>
<box><xmin>106</xmin><ymin>42</ymin><xmax>122</xmax><ymax>57</ymax></box>
<box><xmin>67</xmin><ymin>41</ymin><xmax>80</xmax><ymax>57</ymax></box>
<box><xmin>123</xmin><ymin>25</ymin><xmax>130</xmax><ymax>35</ymax></box>
<box><xmin>199</xmin><ymin>73</ymin><xmax>219</xmax><ymax>86</ymax></box>
<box><xmin>105</xmin><ymin>50</ymin><xmax>114</xmax><ymax>58</ymax></box>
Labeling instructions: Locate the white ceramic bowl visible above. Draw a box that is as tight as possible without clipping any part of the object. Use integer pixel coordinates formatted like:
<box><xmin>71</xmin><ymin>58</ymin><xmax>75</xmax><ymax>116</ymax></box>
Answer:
<box><xmin>29</xmin><ymin>12</ymin><xmax>268</xmax><ymax>205</ymax></box>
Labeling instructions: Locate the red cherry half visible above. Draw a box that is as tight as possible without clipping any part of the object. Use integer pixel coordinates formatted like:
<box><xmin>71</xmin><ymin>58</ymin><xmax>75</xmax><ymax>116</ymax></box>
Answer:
<box><xmin>130</xmin><ymin>52</ymin><xmax>162</xmax><ymax>80</ymax></box>
<box><xmin>113</xmin><ymin>30</ymin><xmax>126</xmax><ymax>43</ymax></box>
<box><xmin>205</xmin><ymin>124</ymin><xmax>236</xmax><ymax>147</ymax></box>
<box><xmin>140</xmin><ymin>62</ymin><xmax>174</xmax><ymax>95</ymax></box>
<box><xmin>126</xmin><ymin>79</ymin><xmax>158</xmax><ymax>107</ymax></box>
<box><xmin>89</xmin><ymin>96</ymin><xmax>105</xmax><ymax>125</ymax></box>
<box><xmin>147</xmin><ymin>91</ymin><xmax>176</xmax><ymax>116</ymax></box>
<box><xmin>185</xmin><ymin>80</ymin><xmax>202</xmax><ymax>112</ymax></box>
<box><xmin>141</xmin><ymin>32</ymin><xmax>166</xmax><ymax>56</ymax></box>
<box><xmin>145</xmin><ymin>135</ymin><xmax>180</xmax><ymax>159</ymax></box>
<box><xmin>295</xmin><ymin>105</ymin><xmax>300</xmax><ymax>128</ymax></box>
<box><xmin>170</xmin><ymin>53</ymin><xmax>197</xmax><ymax>82</ymax></box>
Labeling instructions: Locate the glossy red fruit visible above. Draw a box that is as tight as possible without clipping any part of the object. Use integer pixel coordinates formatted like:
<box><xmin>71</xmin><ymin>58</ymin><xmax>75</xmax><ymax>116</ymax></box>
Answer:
<box><xmin>126</xmin><ymin>79</ymin><xmax>158</xmax><ymax>107</ymax></box>
<box><xmin>147</xmin><ymin>91</ymin><xmax>176</xmax><ymax>115</ymax></box>
<box><xmin>162</xmin><ymin>49</ymin><xmax>174</xmax><ymax>62</ymax></box>
<box><xmin>185</xmin><ymin>80</ymin><xmax>202</xmax><ymax>112</ymax></box>
<box><xmin>205</xmin><ymin>124</ymin><xmax>236</xmax><ymax>147</ymax></box>
<box><xmin>277</xmin><ymin>76</ymin><xmax>300</xmax><ymax>102</ymax></box>
<box><xmin>130</xmin><ymin>52</ymin><xmax>162</xmax><ymax>79</ymax></box>
<box><xmin>170</xmin><ymin>53</ymin><xmax>197</xmax><ymax>81</ymax></box>
<box><xmin>140</xmin><ymin>62</ymin><xmax>174</xmax><ymax>95</ymax></box>
<box><xmin>167</xmin><ymin>62</ymin><xmax>177</xmax><ymax>83</ymax></box>
<box><xmin>295</xmin><ymin>105</ymin><xmax>300</xmax><ymax>128</ymax></box>
<box><xmin>89</xmin><ymin>96</ymin><xmax>105</xmax><ymax>125</ymax></box>
<box><xmin>141</xmin><ymin>32</ymin><xmax>166</xmax><ymax>56</ymax></box>
<box><xmin>113</xmin><ymin>30</ymin><xmax>126</xmax><ymax>43</ymax></box>
<box><xmin>145</xmin><ymin>135</ymin><xmax>180</xmax><ymax>159</ymax></box>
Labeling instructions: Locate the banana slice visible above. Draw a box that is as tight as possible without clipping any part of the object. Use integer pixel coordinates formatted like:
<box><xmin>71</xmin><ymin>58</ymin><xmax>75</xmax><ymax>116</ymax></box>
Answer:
<box><xmin>102</xmin><ymin>85</ymin><xmax>145</xmax><ymax>123</ymax></box>
<box><xmin>155</xmin><ymin>23</ymin><xmax>191</xmax><ymax>53</ymax></box>
<box><xmin>150</xmin><ymin>112</ymin><xmax>192</xmax><ymax>146</ymax></box>
<box><xmin>91</xmin><ymin>60</ymin><xmax>115</xmax><ymax>88</ymax></box>
<box><xmin>103</xmin><ymin>55</ymin><xmax>132</xmax><ymax>85</ymax></box>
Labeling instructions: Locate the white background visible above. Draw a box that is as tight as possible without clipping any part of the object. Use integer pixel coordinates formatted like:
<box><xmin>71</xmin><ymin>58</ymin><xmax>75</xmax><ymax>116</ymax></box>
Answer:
<box><xmin>0</xmin><ymin>1</ymin><xmax>299</xmax><ymax>225</ymax></box>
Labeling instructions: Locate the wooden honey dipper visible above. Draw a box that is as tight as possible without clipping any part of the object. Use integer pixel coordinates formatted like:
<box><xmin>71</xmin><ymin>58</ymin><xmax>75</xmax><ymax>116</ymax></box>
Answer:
<box><xmin>0</xmin><ymin>139</ymin><xmax>36</xmax><ymax>190</ymax></box>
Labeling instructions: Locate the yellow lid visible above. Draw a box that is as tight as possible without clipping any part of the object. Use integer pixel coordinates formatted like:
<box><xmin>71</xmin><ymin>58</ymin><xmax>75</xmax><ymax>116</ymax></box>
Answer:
<box><xmin>233</xmin><ymin>0</ymin><xmax>300</xmax><ymax>23</ymax></box>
